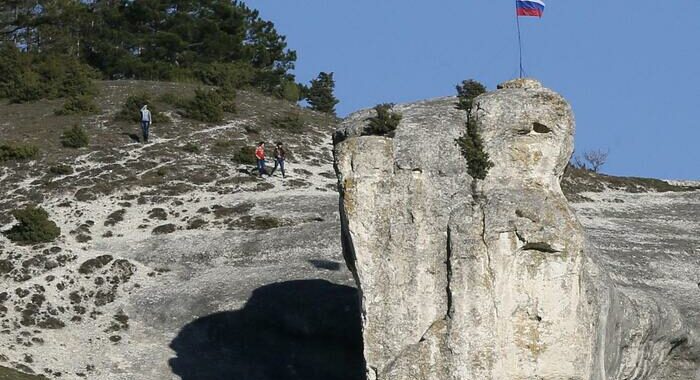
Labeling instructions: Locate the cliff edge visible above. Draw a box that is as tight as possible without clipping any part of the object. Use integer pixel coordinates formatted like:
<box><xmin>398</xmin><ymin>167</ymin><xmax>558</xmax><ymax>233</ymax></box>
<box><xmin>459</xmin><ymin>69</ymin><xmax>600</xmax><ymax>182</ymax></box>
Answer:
<box><xmin>334</xmin><ymin>79</ymin><xmax>697</xmax><ymax>379</ymax></box>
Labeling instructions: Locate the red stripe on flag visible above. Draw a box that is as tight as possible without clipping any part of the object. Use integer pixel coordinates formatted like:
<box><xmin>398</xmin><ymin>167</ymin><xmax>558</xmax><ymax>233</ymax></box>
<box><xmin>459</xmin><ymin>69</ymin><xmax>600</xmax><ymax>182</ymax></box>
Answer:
<box><xmin>517</xmin><ymin>8</ymin><xmax>543</xmax><ymax>17</ymax></box>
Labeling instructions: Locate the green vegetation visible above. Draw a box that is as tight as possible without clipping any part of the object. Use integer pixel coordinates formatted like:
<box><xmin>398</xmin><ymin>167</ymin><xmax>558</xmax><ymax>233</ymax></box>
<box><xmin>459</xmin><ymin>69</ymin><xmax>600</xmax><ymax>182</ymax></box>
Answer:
<box><xmin>61</xmin><ymin>125</ymin><xmax>89</xmax><ymax>148</ymax></box>
<box><xmin>0</xmin><ymin>1</ymin><xmax>296</xmax><ymax>96</ymax></box>
<box><xmin>55</xmin><ymin>95</ymin><xmax>98</xmax><ymax>116</ymax></box>
<box><xmin>233</xmin><ymin>146</ymin><xmax>257</xmax><ymax>165</ymax></box>
<box><xmin>183</xmin><ymin>89</ymin><xmax>224</xmax><ymax>122</ymax></box>
<box><xmin>182</xmin><ymin>143</ymin><xmax>201</xmax><ymax>154</ymax></box>
<box><xmin>306</xmin><ymin>72</ymin><xmax>339</xmax><ymax>115</ymax></box>
<box><xmin>456</xmin><ymin>79</ymin><xmax>487</xmax><ymax>115</ymax></box>
<box><xmin>0</xmin><ymin>143</ymin><xmax>38</xmax><ymax>162</ymax></box>
<box><xmin>0</xmin><ymin>365</ymin><xmax>47</xmax><ymax>379</ymax></box>
<box><xmin>116</xmin><ymin>94</ymin><xmax>166</xmax><ymax>123</ymax></box>
<box><xmin>49</xmin><ymin>164</ymin><xmax>74</xmax><ymax>175</ymax></box>
<box><xmin>4</xmin><ymin>206</ymin><xmax>61</xmax><ymax>245</ymax></box>
<box><xmin>455</xmin><ymin>79</ymin><xmax>492</xmax><ymax>180</ymax></box>
<box><xmin>0</xmin><ymin>46</ymin><xmax>98</xmax><ymax>103</ymax></box>
<box><xmin>271</xmin><ymin>110</ymin><xmax>305</xmax><ymax>132</ymax></box>
<box><xmin>364</xmin><ymin>103</ymin><xmax>402</xmax><ymax>137</ymax></box>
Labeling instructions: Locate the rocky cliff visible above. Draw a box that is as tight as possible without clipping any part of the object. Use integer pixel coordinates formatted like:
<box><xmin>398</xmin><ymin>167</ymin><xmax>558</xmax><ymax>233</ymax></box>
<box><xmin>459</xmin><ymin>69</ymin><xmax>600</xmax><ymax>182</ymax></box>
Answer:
<box><xmin>334</xmin><ymin>79</ymin><xmax>699</xmax><ymax>379</ymax></box>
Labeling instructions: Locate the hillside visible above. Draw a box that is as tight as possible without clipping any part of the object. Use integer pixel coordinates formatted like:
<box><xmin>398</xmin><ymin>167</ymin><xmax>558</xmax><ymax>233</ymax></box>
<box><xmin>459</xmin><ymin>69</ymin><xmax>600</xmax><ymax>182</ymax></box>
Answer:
<box><xmin>0</xmin><ymin>81</ymin><xmax>357</xmax><ymax>380</ymax></box>
<box><xmin>1</xmin><ymin>82</ymin><xmax>699</xmax><ymax>379</ymax></box>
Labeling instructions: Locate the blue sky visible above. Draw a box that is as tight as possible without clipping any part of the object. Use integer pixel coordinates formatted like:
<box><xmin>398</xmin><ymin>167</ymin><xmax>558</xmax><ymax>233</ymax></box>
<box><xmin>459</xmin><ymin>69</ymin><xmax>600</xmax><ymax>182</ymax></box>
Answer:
<box><xmin>247</xmin><ymin>1</ymin><xmax>699</xmax><ymax>179</ymax></box>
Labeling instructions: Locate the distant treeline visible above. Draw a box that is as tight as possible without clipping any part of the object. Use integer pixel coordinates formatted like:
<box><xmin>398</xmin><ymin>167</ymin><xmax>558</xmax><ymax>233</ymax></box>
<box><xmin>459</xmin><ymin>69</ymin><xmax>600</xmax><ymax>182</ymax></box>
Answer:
<box><xmin>0</xmin><ymin>0</ymin><xmax>302</xmax><ymax>102</ymax></box>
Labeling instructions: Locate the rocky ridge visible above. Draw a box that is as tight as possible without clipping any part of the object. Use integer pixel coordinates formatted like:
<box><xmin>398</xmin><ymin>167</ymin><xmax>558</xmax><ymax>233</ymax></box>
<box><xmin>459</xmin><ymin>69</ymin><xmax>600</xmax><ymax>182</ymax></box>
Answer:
<box><xmin>335</xmin><ymin>78</ymin><xmax>700</xmax><ymax>379</ymax></box>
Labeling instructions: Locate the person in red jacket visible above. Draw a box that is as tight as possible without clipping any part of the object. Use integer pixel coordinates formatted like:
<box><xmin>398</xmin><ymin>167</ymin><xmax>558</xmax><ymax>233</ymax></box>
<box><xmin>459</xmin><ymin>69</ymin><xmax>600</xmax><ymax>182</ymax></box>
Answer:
<box><xmin>255</xmin><ymin>142</ymin><xmax>267</xmax><ymax>177</ymax></box>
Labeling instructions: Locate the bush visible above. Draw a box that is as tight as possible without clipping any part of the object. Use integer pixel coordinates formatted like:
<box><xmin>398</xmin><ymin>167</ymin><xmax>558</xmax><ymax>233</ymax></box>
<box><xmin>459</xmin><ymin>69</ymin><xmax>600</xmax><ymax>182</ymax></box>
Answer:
<box><xmin>116</xmin><ymin>93</ymin><xmax>166</xmax><ymax>123</ymax></box>
<box><xmin>4</xmin><ymin>54</ymin><xmax>97</xmax><ymax>103</ymax></box>
<box><xmin>277</xmin><ymin>80</ymin><xmax>302</xmax><ymax>102</ymax></box>
<box><xmin>233</xmin><ymin>146</ymin><xmax>257</xmax><ymax>165</ymax></box>
<box><xmin>271</xmin><ymin>111</ymin><xmax>305</xmax><ymax>133</ymax></box>
<box><xmin>0</xmin><ymin>143</ymin><xmax>39</xmax><ymax>161</ymax></box>
<box><xmin>454</xmin><ymin>79</ymin><xmax>491</xmax><ymax>180</ymax></box>
<box><xmin>4</xmin><ymin>206</ymin><xmax>61</xmax><ymax>245</ymax></box>
<box><xmin>364</xmin><ymin>103</ymin><xmax>402</xmax><ymax>137</ymax></box>
<box><xmin>61</xmin><ymin>125</ymin><xmax>89</xmax><ymax>148</ymax></box>
<box><xmin>182</xmin><ymin>88</ymin><xmax>223</xmax><ymax>122</ymax></box>
<box><xmin>55</xmin><ymin>95</ymin><xmax>98</xmax><ymax>116</ymax></box>
<box><xmin>182</xmin><ymin>143</ymin><xmax>200</xmax><ymax>154</ymax></box>
<box><xmin>456</xmin><ymin>127</ymin><xmax>493</xmax><ymax>180</ymax></box>
<box><xmin>49</xmin><ymin>164</ymin><xmax>74</xmax><ymax>175</ymax></box>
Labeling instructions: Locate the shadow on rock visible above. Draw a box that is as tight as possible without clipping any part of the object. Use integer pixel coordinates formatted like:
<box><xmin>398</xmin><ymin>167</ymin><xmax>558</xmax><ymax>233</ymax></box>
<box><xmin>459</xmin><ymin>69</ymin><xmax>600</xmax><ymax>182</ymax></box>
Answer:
<box><xmin>169</xmin><ymin>279</ymin><xmax>364</xmax><ymax>380</ymax></box>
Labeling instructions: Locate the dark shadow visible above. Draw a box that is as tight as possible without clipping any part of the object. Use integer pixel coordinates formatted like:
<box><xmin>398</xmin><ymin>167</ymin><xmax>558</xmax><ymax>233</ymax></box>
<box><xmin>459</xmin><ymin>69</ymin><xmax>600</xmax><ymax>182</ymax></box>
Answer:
<box><xmin>308</xmin><ymin>259</ymin><xmax>341</xmax><ymax>271</ymax></box>
<box><xmin>121</xmin><ymin>132</ymin><xmax>141</xmax><ymax>143</ymax></box>
<box><xmin>169</xmin><ymin>279</ymin><xmax>364</xmax><ymax>380</ymax></box>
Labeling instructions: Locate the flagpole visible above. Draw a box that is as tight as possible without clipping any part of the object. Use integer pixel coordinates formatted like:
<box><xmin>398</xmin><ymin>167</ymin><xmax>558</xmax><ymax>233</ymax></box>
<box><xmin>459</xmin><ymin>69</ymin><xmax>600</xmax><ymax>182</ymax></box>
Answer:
<box><xmin>515</xmin><ymin>2</ymin><xmax>524</xmax><ymax>78</ymax></box>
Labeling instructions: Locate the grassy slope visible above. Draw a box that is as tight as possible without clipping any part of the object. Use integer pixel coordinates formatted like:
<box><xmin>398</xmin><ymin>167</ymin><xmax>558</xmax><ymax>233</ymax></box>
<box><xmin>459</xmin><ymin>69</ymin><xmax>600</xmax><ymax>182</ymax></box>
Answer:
<box><xmin>0</xmin><ymin>80</ymin><xmax>337</xmax><ymax>221</ymax></box>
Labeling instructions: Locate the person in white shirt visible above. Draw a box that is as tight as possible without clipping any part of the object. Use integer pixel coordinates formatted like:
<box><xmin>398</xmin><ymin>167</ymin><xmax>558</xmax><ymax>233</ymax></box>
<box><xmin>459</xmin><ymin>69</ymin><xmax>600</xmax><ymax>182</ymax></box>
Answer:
<box><xmin>140</xmin><ymin>105</ymin><xmax>152</xmax><ymax>143</ymax></box>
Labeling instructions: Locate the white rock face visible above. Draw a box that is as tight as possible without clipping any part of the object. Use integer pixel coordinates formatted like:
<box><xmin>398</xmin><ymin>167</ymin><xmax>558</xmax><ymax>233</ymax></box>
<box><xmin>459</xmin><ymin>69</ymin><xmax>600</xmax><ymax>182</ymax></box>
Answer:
<box><xmin>334</xmin><ymin>79</ymin><xmax>696</xmax><ymax>379</ymax></box>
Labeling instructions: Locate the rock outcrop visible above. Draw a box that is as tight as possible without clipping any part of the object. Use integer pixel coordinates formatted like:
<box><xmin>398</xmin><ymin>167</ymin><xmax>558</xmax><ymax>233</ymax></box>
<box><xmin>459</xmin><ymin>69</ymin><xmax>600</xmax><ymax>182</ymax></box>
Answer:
<box><xmin>334</xmin><ymin>79</ymin><xmax>697</xmax><ymax>379</ymax></box>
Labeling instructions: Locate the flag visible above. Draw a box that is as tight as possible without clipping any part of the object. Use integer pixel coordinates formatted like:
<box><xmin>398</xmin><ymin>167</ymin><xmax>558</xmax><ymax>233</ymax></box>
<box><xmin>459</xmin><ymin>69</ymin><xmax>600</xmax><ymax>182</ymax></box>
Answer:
<box><xmin>516</xmin><ymin>0</ymin><xmax>545</xmax><ymax>17</ymax></box>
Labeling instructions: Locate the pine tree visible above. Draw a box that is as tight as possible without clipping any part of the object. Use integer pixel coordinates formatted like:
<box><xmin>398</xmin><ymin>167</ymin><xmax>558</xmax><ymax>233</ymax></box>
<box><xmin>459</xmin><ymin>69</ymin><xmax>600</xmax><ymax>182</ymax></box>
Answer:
<box><xmin>306</xmin><ymin>72</ymin><xmax>339</xmax><ymax>115</ymax></box>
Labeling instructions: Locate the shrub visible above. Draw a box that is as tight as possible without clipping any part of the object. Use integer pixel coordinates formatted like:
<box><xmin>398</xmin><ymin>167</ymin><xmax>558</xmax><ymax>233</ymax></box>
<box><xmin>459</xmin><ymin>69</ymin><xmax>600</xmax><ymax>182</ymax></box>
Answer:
<box><xmin>182</xmin><ymin>88</ymin><xmax>223</xmax><ymax>122</ymax></box>
<box><xmin>4</xmin><ymin>206</ymin><xmax>61</xmax><ymax>245</ymax></box>
<box><xmin>0</xmin><ymin>143</ymin><xmax>39</xmax><ymax>162</ymax></box>
<box><xmin>55</xmin><ymin>95</ymin><xmax>98</xmax><ymax>116</ymax></box>
<box><xmin>182</xmin><ymin>143</ymin><xmax>201</xmax><ymax>154</ymax></box>
<box><xmin>271</xmin><ymin>111</ymin><xmax>305</xmax><ymax>133</ymax></box>
<box><xmin>364</xmin><ymin>103</ymin><xmax>402</xmax><ymax>137</ymax></box>
<box><xmin>277</xmin><ymin>80</ymin><xmax>302</xmax><ymax>102</ymax></box>
<box><xmin>116</xmin><ymin>93</ymin><xmax>166</xmax><ymax>123</ymax></box>
<box><xmin>233</xmin><ymin>146</ymin><xmax>257</xmax><ymax>165</ymax></box>
<box><xmin>456</xmin><ymin>127</ymin><xmax>493</xmax><ymax>180</ymax></box>
<box><xmin>61</xmin><ymin>125</ymin><xmax>89</xmax><ymax>148</ymax></box>
<box><xmin>454</xmin><ymin>79</ymin><xmax>492</xmax><ymax>180</ymax></box>
<box><xmin>5</xmin><ymin>54</ymin><xmax>97</xmax><ymax>103</ymax></box>
<box><xmin>49</xmin><ymin>164</ymin><xmax>74</xmax><ymax>175</ymax></box>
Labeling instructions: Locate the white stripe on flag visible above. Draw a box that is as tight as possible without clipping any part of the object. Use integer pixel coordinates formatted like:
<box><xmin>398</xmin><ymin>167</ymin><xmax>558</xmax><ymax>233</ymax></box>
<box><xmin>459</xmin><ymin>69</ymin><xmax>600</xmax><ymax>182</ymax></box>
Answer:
<box><xmin>524</xmin><ymin>0</ymin><xmax>545</xmax><ymax>6</ymax></box>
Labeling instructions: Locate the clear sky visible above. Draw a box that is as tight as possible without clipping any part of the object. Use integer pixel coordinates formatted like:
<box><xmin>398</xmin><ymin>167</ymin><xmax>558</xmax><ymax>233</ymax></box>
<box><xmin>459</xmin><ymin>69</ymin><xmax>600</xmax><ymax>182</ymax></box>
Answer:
<box><xmin>247</xmin><ymin>1</ymin><xmax>700</xmax><ymax>180</ymax></box>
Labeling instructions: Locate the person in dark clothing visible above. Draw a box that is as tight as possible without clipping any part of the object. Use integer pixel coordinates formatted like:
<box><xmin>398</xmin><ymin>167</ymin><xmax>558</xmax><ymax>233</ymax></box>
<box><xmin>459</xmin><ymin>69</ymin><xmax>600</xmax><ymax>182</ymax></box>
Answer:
<box><xmin>270</xmin><ymin>142</ymin><xmax>286</xmax><ymax>178</ymax></box>
<box><xmin>255</xmin><ymin>142</ymin><xmax>267</xmax><ymax>177</ymax></box>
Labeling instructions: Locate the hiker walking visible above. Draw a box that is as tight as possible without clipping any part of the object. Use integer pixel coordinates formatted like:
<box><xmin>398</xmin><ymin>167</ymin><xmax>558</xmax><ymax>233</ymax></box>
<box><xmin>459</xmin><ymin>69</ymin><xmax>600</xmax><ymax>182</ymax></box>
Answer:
<box><xmin>270</xmin><ymin>142</ymin><xmax>286</xmax><ymax>178</ymax></box>
<box><xmin>140</xmin><ymin>105</ymin><xmax>152</xmax><ymax>143</ymax></box>
<box><xmin>255</xmin><ymin>142</ymin><xmax>267</xmax><ymax>177</ymax></box>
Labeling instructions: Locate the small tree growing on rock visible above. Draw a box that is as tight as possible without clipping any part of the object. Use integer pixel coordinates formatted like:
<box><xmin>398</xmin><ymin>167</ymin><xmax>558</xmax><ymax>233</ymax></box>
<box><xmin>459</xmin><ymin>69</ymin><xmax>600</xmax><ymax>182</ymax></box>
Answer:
<box><xmin>364</xmin><ymin>103</ymin><xmax>402</xmax><ymax>137</ymax></box>
<box><xmin>454</xmin><ymin>79</ymin><xmax>491</xmax><ymax>180</ymax></box>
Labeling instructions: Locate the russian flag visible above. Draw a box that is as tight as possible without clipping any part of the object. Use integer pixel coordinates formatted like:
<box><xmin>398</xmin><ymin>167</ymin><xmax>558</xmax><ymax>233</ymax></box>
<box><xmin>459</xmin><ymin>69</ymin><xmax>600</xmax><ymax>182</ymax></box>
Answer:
<box><xmin>517</xmin><ymin>0</ymin><xmax>545</xmax><ymax>17</ymax></box>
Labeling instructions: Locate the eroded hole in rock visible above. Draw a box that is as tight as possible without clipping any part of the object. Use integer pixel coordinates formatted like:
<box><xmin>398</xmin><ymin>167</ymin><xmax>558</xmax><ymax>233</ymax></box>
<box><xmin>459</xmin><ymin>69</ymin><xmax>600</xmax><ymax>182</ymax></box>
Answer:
<box><xmin>533</xmin><ymin>122</ymin><xmax>551</xmax><ymax>134</ymax></box>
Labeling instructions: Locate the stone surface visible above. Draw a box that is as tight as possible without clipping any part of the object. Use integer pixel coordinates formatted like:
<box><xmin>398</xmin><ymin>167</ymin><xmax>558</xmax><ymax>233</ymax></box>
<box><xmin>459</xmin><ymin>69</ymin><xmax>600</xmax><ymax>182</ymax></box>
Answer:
<box><xmin>335</xmin><ymin>78</ymin><xmax>699</xmax><ymax>379</ymax></box>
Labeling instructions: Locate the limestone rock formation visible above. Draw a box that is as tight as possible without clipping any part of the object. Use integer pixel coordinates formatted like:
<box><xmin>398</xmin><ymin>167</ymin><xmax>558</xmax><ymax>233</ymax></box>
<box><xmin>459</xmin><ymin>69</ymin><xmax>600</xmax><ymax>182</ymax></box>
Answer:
<box><xmin>334</xmin><ymin>79</ymin><xmax>697</xmax><ymax>379</ymax></box>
